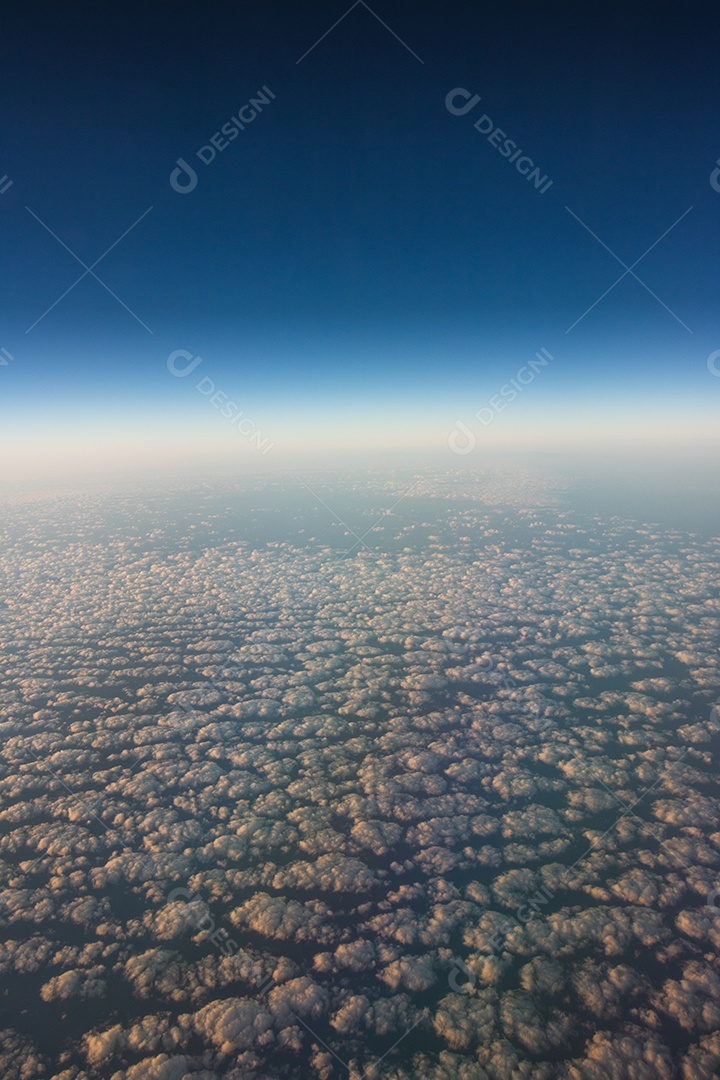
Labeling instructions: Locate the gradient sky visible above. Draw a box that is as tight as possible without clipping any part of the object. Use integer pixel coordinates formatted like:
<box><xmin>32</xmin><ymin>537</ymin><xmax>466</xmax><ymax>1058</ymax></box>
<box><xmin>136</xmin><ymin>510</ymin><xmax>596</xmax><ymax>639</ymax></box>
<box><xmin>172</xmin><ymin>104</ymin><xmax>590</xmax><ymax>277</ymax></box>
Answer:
<box><xmin>1</xmin><ymin>0</ymin><xmax>720</xmax><ymax>475</ymax></box>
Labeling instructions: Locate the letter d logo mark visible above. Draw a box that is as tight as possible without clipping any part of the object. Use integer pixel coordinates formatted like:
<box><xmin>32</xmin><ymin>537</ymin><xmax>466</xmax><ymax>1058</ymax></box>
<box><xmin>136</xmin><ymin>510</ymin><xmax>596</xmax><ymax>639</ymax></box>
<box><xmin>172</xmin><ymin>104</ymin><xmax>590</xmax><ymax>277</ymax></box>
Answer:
<box><xmin>167</xmin><ymin>349</ymin><xmax>203</xmax><ymax>377</ymax></box>
<box><xmin>710</xmin><ymin>158</ymin><xmax>720</xmax><ymax>194</ymax></box>
<box><xmin>448</xmin><ymin>420</ymin><xmax>477</xmax><ymax>456</ymax></box>
<box><xmin>170</xmin><ymin>157</ymin><xmax>198</xmax><ymax>194</ymax></box>
<box><xmin>707</xmin><ymin>351</ymin><xmax>720</xmax><ymax>378</ymax></box>
<box><xmin>167</xmin><ymin>887</ymin><xmax>193</xmax><ymax>904</ymax></box>
<box><xmin>448</xmin><ymin>958</ymin><xmax>476</xmax><ymax>993</ymax></box>
<box><xmin>445</xmin><ymin>88</ymin><xmax>481</xmax><ymax>116</ymax></box>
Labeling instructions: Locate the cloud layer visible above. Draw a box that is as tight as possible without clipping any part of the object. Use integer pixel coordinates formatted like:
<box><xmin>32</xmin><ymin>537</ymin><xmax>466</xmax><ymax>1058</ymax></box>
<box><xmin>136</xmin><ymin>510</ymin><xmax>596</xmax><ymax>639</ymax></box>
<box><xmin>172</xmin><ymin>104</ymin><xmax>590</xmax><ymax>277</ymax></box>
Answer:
<box><xmin>0</xmin><ymin>470</ymin><xmax>718</xmax><ymax>1078</ymax></box>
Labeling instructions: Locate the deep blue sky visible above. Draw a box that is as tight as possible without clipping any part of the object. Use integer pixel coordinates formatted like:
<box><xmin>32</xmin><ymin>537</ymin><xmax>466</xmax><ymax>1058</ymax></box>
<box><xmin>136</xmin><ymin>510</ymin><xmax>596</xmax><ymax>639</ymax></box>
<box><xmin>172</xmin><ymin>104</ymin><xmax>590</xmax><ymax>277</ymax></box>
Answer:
<box><xmin>1</xmin><ymin>1</ymin><xmax>719</xmax><ymax>469</ymax></box>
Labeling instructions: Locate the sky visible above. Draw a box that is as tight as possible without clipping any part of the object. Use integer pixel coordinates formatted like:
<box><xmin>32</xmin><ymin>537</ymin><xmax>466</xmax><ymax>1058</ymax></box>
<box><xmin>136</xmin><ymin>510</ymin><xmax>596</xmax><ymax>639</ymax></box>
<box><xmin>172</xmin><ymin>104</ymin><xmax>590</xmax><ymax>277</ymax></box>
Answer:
<box><xmin>1</xmin><ymin>0</ymin><xmax>720</xmax><ymax>477</ymax></box>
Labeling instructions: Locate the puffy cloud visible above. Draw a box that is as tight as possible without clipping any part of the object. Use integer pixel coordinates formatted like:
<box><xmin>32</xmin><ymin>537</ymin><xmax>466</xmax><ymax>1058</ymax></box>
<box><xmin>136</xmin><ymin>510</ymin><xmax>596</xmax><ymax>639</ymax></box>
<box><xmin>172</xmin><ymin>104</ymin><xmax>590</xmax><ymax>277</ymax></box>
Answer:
<box><xmin>499</xmin><ymin>989</ymin><xmax>573</xmax><ymax>1055</ymax></box>
<box><xmin>378</xmin><ymin>953</ymin><xmax>438</xmax><ymax>992</ymax></box>
<box><xmin>190</xmin><ymin>997</ymin><xmax>275</xmax><ymax>1053</ymax></box>
<box><xmin>229</xmin><ymin>892</ymin><xmax>337</xmax><ymax>944</ymax></box>
<box><xmin>271</xmin><ymin>854</ymin><xmax>382</xmax><ymax>893</ymax></box>
<box><xmin>0</xmin><ymin>1030</ymin><xmax>47</xmax><ymax>1079</ymax></box>
<box><xmin>85</xmin><ymin>1024</ymin><xmax>127</xmax><ymax>1067</ymax></box>
<box><xmin>332</xmin><ymin>938</ymin><xmax>377</xmax><ymax>972</ymax></box>
<box><xmin>432</xmin><ymin>990</ymin><xmax>497</xmax><ymax>1050</ymax></box>
<box><xmin>40</xmin><ymin>966</ymin><xmax>106</xmax><ymax>1001</ymax></box>
<box><xmin>654</xmin><ymin>961</ymin><xmax>720</xmax><ymax>1032</ymax></box>
<box><xmin>562</xmin><ymin>1030</ymin><xmax>675</xmax><ymax>1079</ymax></box>
<box><xmin>267</xmin><ymin>976</ymin><xmax>330</xmax><ymax>1026</ymax></box>
<box><xmin>123</xmin><ymin>1055</ymin><xmax>192</xmax><ymax>1080</ymax></box>
<box><xmin>519</xmin><ymin>956</ymin><xmax>566</xmax><ymax>995</ymax></box>
<box><xmin>681</xmin><ymin>1031</ymin><xmax>720</xmax><ymax>1079</ymax></box>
